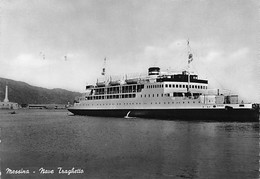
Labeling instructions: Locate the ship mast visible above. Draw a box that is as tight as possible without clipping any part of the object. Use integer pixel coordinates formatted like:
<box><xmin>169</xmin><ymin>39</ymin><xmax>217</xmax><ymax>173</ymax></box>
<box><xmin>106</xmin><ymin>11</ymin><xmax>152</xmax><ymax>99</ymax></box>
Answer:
<box><xmin>101</xmin><ymin>57</ymin><xmax>106</xmax><ymax>76</ymax></box>
<box><xmin>96</xmin><ymin>57</ymin><xmax>107</xmax><ymax>86</ymax></box>
<box><xmin>187</xmin><ymin>40</ymin><xmax>193</xmax><ymax>93</ymax></box>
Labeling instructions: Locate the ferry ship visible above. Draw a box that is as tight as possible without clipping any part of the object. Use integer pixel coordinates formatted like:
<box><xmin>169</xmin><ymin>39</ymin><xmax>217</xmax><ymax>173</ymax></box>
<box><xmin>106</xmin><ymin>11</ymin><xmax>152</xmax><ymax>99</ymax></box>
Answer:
<box><xmin>68</xmin><ymin>43</ymin><xmax>259</xmax><ymax>122</ymax></box>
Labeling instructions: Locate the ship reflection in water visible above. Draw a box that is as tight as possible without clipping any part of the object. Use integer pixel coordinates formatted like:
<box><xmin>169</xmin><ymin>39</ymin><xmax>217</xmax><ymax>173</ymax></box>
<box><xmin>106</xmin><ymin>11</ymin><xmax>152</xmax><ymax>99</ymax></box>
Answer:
<box><xmin>1</xmin><ymin>110</ymin><xmax>259</xmax><ymax>178</ymax></box>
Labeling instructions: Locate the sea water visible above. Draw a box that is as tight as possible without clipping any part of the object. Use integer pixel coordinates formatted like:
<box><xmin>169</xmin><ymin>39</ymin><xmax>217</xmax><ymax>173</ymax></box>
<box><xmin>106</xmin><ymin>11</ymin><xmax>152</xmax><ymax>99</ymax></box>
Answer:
<box><xmin>0</xmin><ymin>109</ymin><xmax>259</xmax><ymax>179</ymax></box>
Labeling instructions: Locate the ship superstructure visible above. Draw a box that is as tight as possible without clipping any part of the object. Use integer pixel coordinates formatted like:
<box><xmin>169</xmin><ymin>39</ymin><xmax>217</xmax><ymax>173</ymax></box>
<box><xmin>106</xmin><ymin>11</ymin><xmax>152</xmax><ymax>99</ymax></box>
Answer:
<box><xmin>68</xmin><ymin>43</ymin><xmax>259</xmax><ymax>122</ymax></box>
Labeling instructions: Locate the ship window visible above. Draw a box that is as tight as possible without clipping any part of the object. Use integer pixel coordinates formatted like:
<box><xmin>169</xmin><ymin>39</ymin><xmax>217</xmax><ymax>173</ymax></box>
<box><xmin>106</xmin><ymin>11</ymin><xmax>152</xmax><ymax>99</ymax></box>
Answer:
<box><xmin>173</xmin><ymin>84</ymin><xmax>175</xmax><ymax>88</ymax></box>
<box><xmin>148</xmin><ymin>94</ymin><xmax>150</xmax><ymax>97</ymax></box>
<box><xmin>169</xmin><ymin>84</ymin><xmax>171</xmax><ymax>87</ymax></box>
<box><xmin>153</xmin><ymin>94</ymin><xmax>154</xmax><ymax>97</ymax></box>
<box><xmin>141</xmin><ymin>95</ymin><xmax>142</xmax><ymax>98</ymax></box>
<box><xmin>176</xmin><ymin>85</ymin><xmax>178</xmax><ymax>88</ymax></box>
<box><xmin>157</xmin><ymin>94</ymin><xmax>159</xmax><ymax>97</ymax></box>
<box><xmin>192</xmin><ymin>85</ymin><xmax>194</xmax><ymax>88</ymax></box>
<box><xmin>166</xmin><ymin>84</ymin><xmax>168</xmax><ymax>88</ymax></box>
<box><xmin>161</xmin><ymin>94</ymin><xmax>163</xmax><ymax>97</ymax></box>
<box><xmin>144</xmin><ymin>94</ymin><xmax>146</xmax><ymax>97</ymax></box>
<box><xmin>183</xmin><ymin>85</ymin><xmax>185</xmax><ymax>88</ymax></box>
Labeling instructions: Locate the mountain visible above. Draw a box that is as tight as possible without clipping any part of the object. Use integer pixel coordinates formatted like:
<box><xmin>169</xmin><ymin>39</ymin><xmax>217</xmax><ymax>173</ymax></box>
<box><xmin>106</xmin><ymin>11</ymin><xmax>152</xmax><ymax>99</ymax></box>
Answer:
<box><xmin>0</xmin><ymin>77</ymin><xmax>81</xmax><ymax>104</ymax></box>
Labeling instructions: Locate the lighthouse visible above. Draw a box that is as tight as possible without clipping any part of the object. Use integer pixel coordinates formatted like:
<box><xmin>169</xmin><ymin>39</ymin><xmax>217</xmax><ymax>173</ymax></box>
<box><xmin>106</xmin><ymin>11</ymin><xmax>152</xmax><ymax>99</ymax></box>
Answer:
<box><xmin>0</xmin><ymin>85</ymin><xmax>18</xmax><ymax>109</ymax></box>
<box><xmin>4</xmin><ymin>85</ymin><xmax>9</xmax><ymax>102</ymax></box>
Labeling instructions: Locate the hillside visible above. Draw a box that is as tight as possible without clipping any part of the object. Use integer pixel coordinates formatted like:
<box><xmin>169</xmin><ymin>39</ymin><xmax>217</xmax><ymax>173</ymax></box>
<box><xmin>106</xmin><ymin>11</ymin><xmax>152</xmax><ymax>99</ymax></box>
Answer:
<box><xmin>0</xmin><ymin>78</ymin><xmax>81</xmax><ymax>104</ymax></box>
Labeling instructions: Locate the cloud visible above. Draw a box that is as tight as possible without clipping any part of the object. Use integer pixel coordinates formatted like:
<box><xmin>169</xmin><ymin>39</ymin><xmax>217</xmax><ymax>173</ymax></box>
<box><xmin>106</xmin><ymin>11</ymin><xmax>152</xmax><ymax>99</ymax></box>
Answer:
<box><xmin>13</xmin><ymin>54</ymin><xmax>48</xmax><ymax>68</ymax></box>
<box><xmin>0</xmin><ymin>0</ymin><xmax>258</xmax><ymax>102</ymax></box>
<box><xmin>196</xmin><ymin>47</ymin><xmax>258</xmax><ymax>102</ymax></box>
<box><xmin>128</xmin><ymin>40</ymin><xmax>259</xmax><ymax>102</ymax></box>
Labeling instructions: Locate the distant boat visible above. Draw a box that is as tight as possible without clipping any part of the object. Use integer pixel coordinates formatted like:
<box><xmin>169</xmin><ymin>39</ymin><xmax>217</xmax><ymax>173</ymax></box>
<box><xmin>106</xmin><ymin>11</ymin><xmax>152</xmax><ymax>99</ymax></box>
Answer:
<box><xmin>9</xmin><ymin>111</ymin><xmax>16</xmax><ymax>114</ymax></box>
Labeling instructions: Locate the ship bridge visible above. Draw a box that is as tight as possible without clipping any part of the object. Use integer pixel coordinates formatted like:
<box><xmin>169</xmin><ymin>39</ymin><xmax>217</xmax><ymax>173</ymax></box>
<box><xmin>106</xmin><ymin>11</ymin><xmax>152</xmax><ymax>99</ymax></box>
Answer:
<box><xmin>156</xmin><ymin>71</ymin><xmax>208</xmax><ymax>84</ymax></box>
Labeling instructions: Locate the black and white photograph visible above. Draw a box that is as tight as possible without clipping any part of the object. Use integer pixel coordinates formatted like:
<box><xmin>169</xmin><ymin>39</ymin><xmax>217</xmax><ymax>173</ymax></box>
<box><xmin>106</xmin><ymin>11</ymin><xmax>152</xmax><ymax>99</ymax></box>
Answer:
<box><xmin>0</xmin><ymin>0</ymin><xmax>259</xmax><ymax>178</ymax></box>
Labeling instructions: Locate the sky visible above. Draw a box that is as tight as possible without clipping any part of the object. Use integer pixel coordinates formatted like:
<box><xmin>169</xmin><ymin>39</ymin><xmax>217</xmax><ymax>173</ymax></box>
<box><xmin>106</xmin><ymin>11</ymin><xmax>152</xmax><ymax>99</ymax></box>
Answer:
<box><xmin>0</xmin><ymin>0</ymin><xmax>259</xmax><ymax>102</ymax></box>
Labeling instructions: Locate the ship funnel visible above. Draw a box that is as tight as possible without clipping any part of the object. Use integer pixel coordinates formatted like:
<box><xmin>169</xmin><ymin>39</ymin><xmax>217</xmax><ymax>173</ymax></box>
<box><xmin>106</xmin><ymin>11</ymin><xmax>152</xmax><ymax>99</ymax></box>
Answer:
<box><xmin>4</xmin><ymin>85</ymin><xmax>9</xmax><ymax>102</ymax></box>
<box><xmin>148</xmin><ymin>67</ymin><xmax>160</xmax><ymax>76</ymax></box>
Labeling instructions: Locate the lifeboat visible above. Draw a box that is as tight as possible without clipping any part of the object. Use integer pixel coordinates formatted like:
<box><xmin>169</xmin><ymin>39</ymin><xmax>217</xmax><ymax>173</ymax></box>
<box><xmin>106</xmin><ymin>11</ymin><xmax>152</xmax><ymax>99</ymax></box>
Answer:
<box><xmin>96</xmin><ymin>82</ymin><xmax>106</xmax><ymax>87</ymax></box>
<box><xmin>109</xmin><ymin>80</ymin><xmax>121</xmax><ymax>86</ymax></box>
<box><xmin>125</xmin><ymin>78</ymin><xmax>139</xmax><ymax>84</ymax></box>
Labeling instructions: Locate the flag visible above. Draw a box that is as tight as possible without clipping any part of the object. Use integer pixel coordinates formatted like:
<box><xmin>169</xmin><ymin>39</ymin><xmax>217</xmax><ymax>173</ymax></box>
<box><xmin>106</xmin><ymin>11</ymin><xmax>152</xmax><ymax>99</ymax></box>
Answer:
<box><xmin>101</xmin><ymin>57</ymin><xmax>106</xmax><ymax>75</ymax></box>
<box><xmin>188</xmin><ymin>53</ymin><xmax>193</xmax><ymax>64</ymax></box>
<box><xmin>101</xmin><ymin>68</ymin><xmax>105</xmax><ymax>75</ymax></box>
